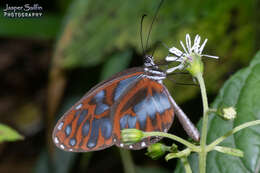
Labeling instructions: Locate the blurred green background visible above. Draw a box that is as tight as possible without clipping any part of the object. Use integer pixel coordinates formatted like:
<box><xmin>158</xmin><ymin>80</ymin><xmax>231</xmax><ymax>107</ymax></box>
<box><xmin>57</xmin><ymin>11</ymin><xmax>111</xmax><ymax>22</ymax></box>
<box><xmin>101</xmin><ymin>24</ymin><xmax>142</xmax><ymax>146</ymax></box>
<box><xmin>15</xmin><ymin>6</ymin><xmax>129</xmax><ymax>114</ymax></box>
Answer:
<box><xmin>0</xmin><ymin>0</ymin><xmax>259</xmax><ymax>172</ymax></box>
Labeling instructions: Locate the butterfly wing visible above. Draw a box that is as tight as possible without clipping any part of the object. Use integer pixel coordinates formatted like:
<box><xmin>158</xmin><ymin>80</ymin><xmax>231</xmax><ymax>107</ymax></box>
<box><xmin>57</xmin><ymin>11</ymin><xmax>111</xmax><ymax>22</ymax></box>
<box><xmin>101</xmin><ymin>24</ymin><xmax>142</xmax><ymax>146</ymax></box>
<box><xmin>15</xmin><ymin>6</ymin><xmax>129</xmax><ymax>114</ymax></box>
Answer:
<box><xmin>52</xmin><ymin>68</ymin><xmax>144</xmax><ymax>152</ymax></box>
<box><xmin>111</xmin><ymin>77</ymin><xmax>175</xmax><ymax>150</ymax></box>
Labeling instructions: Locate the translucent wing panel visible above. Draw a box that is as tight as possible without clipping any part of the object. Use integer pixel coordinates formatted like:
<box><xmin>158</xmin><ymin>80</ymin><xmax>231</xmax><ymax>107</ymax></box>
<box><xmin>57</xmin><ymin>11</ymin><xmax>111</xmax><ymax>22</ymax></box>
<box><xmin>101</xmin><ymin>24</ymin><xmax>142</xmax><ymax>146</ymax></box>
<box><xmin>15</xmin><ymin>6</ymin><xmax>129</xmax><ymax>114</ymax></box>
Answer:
<box><xmin>112</xmin><ymin>78</ymin><xmax>174</xmax><ymax>150</ymax></box>
<box><xmin>53</xmin><ymin>69</ymin><xmax>143</xmax><ymax>152</ymax></box>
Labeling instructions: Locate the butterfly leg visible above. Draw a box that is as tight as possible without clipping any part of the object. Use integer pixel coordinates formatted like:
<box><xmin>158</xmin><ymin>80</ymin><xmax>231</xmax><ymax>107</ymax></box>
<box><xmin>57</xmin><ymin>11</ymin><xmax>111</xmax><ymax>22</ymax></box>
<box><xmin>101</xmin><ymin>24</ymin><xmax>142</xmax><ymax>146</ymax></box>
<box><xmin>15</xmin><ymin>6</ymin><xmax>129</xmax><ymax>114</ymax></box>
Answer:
<box><xmin>167</xmin><ymin>92</ymin><xmax>200</xmax><ymax>141</ymax></box>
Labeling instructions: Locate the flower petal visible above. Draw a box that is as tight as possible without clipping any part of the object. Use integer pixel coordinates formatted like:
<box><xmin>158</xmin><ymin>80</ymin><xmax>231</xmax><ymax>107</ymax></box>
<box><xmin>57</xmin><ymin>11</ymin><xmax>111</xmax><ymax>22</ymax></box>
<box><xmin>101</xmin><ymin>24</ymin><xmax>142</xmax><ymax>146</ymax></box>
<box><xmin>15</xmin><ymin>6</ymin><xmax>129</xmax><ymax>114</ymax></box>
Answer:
<box><xmin>193</xmin><ymin>35</ymin><xmax>201</xmax><ymax>53</ymax></box>
<box><xmin>165</xmin><ymin>34</ymin><xmax>219</xmax><ymax>75</ymax></box>
<box><xmin>165</xmin><ymin>56</ymin><xmax>183</xmax><ymax>62</ymax></box>
<box><xmin>194</xmin><ymin>35</ymin><xmax>201</xmax><ymax>46</ymax></box>
<box><xmin>166</xmin><ymin>63</ymin><xmax>184</xmax><ymax>73</ymax></box>
<box><xmin>186</xmin><ymin>34</ymin><xmax>192</xmax><ymax>53</ymax></box>
<box><xmin>169</xmin><ymin>47</ymin><xmax>183</xmax><ymax>56</ymax></box>
<box><xmin>202</xmin><ymin>54</ymin><xmax>219</xmax><ymax>59</ymax></box>
<box><xmin>198</xmin><ymin>38</ymin><xmax>208</xmax><ymax>54</ymax></box>
<box><xmin>180</xmin><ymin>40</ymin><xmax>188</xmax><ymax>55</ymax></box>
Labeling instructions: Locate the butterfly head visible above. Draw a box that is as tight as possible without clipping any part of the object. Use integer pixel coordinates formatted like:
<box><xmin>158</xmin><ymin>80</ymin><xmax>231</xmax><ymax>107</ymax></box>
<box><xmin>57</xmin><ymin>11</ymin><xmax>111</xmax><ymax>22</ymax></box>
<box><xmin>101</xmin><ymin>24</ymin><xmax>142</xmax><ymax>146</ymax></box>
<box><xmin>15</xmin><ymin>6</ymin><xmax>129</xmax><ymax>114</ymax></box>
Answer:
<box><xmin>143</xmin><ymin>54</ymin><xmax>166</xmax><ymax>82</ymax></box>
<box><xmin>144</xmin><ymin>55</ymin><xmax>156</xmax><ymax>67</ymax></box>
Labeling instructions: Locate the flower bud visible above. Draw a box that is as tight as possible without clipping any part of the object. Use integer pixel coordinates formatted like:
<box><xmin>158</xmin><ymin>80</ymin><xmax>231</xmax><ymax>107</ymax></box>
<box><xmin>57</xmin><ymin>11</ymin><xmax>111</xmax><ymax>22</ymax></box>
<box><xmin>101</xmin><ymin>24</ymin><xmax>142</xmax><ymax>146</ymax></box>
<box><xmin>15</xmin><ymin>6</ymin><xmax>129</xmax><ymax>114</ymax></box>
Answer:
<box><xmin>121</xmin><ymin>129</ymin><xmax>144</xmax><ymax>144</ymax></box>
<box><xmin>186</xmin><ymin>53</ymin><xmax>204</xmax><ymax>76</ymax></box>
<box><xmin>165</xmin><ymin>34</ymin><xmax>218</xmax><ymax>75</ymax></box>
<box><xmin>217</xmin><ymin>106</ymin><xmax>237</xmax><ymax>120</ymax></box>
<box><xmin>146</xmin><ymin>143</ymin><xmax>169</xmax><ymax>160</ymax></box>
<box><xmin>222</xmin><ymin>107</ymin><xmax>236</xmax><ymax>120</ymax></box>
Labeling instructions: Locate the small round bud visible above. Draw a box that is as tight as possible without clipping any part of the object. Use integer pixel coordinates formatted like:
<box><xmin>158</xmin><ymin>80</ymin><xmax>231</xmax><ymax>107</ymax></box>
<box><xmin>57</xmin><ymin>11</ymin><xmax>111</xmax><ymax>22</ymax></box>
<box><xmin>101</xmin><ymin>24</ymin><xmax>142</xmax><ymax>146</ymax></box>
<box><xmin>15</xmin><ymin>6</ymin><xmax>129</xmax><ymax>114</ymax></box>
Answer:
<box><xmin>222</xmin><ymin>107</ymin><xmax>236</xmax><ymax>120</ymax></box>
<box><xmin>170</xmin><ymin>143</ymin><xmax>178</xmax><ymax>152</ymax></box>
<box><xmin>121</xmin><ymin>129</ymin><xmax>144</xmax><ymax>144</ymax></box>
<box><xmin>146</xmin><ymin>143</ymin><xmax>169</xmax><ymax>160</ymax></box>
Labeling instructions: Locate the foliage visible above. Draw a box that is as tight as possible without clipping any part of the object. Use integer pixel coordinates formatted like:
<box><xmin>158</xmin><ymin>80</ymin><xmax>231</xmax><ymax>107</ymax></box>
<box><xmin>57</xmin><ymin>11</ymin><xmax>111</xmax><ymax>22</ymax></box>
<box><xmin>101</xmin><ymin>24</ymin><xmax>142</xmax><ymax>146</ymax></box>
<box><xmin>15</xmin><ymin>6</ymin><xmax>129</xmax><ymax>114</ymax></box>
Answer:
<box><xmin>175</xmin><ymin>51</ymin><xmax>260</xmax><ymax>172</ymax></box>
<box><xmin>0</xmin><ymin>124</ymin><xmax>23</xmax><ymax>143</ymax></box>
<box><xmin>51</xmin><ymin>0</ymin><xmax>257</xmax><ymax>103</ymax></box>
<box><xmin>0</xmin><ymin>12</ymin><xmax>61</xmax><ymax>39</ymax></box>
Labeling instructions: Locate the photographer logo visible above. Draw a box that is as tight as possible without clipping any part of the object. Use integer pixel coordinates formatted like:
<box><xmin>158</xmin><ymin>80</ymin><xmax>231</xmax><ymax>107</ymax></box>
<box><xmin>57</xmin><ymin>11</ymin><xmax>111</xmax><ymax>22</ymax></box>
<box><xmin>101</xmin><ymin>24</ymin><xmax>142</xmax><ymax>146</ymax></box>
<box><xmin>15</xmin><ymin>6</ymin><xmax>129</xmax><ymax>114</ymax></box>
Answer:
<box><xmin>3</xmin><ymin>4</ymin><xmax>43</xmax><ymax>18</ymax></box>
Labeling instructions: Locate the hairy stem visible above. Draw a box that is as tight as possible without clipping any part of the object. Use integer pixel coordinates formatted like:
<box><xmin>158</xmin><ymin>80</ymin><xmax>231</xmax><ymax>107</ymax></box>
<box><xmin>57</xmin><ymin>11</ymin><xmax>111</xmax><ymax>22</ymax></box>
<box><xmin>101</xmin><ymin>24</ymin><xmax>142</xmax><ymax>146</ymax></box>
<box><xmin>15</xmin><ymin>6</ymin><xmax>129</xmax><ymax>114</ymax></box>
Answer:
<box><xmin>181</xmin><ymin>156</ymin><xmax>192</xmax><ymax>173</ymax></box>
<box><xmin>196</xmin><ymin>72</ymin><xmax>209</xmax><ymax>173</ymax></box>
<box><xmin>207</xmin><ymin>120</ymin><xmax>260</xmax><ymax>150</ymax></box>
<box><xmin>143</xmin><ymin>132</ymin><xmax>199</xmax><ymax>152</ymax></box>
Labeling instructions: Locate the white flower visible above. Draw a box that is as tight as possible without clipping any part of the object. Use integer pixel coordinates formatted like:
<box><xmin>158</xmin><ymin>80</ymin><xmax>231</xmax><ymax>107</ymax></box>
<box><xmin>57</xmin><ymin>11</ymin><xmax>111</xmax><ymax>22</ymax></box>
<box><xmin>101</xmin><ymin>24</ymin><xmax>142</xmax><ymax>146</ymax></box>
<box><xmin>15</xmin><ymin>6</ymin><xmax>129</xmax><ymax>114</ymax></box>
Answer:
<box><xmin>166</xmin><ymin>34</ymin><xmax>219</xmax><ymax>74</ymax></box>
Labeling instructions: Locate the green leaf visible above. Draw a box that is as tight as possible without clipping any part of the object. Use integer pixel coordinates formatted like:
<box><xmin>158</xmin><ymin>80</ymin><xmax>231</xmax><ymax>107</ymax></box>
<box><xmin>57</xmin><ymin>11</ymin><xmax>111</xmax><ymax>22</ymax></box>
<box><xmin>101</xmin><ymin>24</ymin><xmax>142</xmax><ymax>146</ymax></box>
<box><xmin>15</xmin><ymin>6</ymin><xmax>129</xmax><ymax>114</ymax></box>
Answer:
<box><xmin>0</xmin><ymin>11</ymin><xmax>61</xmax><ymax>39</ymax></box>
<box><xmin>55</xmin><ymin>0</ymin><xmax>158</xmax><ymax>69</ymax></box>
<box><xmin>57</xmin><ymin>0</ymin><xmax>216</xmax><ymax>69</ymax></box>
<box><xmin>100</xmin><ymin>50</ymin><xmax>132</xmax><ymax>80</ymax></box>
<box><xmin>52</xmin><ymin>0</ymin><xmax>258</xmax><ymax>109</ymax></box>
<box><xmin>0</xmin><ymin>124</ymin><xmax>24</xmax><ymax>142</ymax></box>
<box><xmin>175</xmin><ymin>50</ymin><xmax>260</xmax><ymax>173</ymax></box>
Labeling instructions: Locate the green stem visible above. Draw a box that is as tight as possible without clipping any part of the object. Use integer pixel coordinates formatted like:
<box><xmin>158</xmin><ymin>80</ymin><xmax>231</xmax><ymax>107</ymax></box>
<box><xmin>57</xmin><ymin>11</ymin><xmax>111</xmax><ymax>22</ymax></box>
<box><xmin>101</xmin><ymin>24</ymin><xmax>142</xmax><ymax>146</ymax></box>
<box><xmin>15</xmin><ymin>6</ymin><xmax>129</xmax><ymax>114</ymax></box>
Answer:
<box><xmin>181</xmin><ymin>157</ymin><xmax>193</xmax><ymax>173</ymax></box>
<box><xmin>143</xmin><ymin>132</ymin><xmax>199</xmax><ymax>152</ymax></box>
<box><xmin>196</xmin><ymin>72</ymin><xmax>209</xmax><ymax>173</ymax></box>
<box><xmin>208</xmin><ymin>108</ymin><xmax>217</xmax><ymax>113</ymax></box>
<box><xmin>207</xmin><ymin>120</ymin><xmax>260</xmax><ymax>150</ymax></box>
<box><xmin>212</xmin><ymin>146</ymin><xmax>244</xmax><ymax>157</ymax></box>
<box><xmin>119</xmin><ymin>148</ymin><xmax>135</xmax><ymax>173</ymax></box>
<box><xmin>166</xmin><ymin>148</ymin><xmax>191</xmax><ymax>160</ymax></box>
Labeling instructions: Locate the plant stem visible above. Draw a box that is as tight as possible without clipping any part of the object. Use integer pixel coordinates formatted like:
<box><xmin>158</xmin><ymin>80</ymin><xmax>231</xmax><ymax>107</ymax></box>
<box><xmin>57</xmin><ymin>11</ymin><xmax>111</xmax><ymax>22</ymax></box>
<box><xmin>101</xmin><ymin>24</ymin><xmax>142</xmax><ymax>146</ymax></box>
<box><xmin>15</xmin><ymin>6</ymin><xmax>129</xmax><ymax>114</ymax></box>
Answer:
<box><xmin>196</xmin><ymin>72</ymin><xmax>209</xmax><ymax>173</ymax></box>
<box><xmin>207</xmin><ymin>120</ymin><xmax>260</xmax><ymax>150</ymax></box>
<box><xmin>181</xmin><ymin>157</ymin><xmax>193</xmax><ymax>173</ymax></box>
<box><xmin>143</xmin><ymin>132</ymin><xmax>199</xmax><ymax>152</ymax></box>
<box><xmin>119</xmin><ymin>149</ymin><xmax>135</xmax><ymax>173</ymax></box>
<box><xmin>208</xmin><ymin>108</ymin><xmax>217</xmax><ymax>113</ymax></box>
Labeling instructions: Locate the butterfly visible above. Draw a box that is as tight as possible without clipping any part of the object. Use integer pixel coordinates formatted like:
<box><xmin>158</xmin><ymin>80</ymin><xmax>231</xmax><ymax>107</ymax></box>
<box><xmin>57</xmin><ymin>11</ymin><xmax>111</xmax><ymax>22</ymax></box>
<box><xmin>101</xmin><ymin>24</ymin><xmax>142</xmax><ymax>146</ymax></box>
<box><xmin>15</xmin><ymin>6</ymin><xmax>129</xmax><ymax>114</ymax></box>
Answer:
<box><xmin>52</xmin><ymin>0</ymin><xmax>200</xmax><ymax>152</ymax></box>
<box><xmin>52</xmin><ymin>54</ymin><xmax>200</xmax><ymax>152</ymax></box>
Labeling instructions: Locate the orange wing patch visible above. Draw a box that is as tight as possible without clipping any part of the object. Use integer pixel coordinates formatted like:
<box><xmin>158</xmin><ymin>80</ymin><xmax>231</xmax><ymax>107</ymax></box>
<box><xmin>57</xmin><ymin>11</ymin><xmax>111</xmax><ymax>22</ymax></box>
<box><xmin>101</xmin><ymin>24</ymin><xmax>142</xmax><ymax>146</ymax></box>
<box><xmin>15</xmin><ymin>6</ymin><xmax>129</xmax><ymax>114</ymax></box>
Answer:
<box><xmin>53</xmin><ymin>70</ymin><xmax>143</xmax><ymax>152</ymax></box>
<box><xmin>112</xmin><ymin>78</ymin><xmax>174</xmax><ymax>149</ymax></box>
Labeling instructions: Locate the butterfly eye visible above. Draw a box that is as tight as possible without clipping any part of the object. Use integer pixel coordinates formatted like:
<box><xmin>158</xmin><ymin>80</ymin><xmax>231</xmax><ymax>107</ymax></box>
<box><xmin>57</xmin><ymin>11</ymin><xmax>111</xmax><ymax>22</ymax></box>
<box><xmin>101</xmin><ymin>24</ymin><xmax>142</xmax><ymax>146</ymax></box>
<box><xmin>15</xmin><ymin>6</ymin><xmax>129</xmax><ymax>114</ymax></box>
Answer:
<box><xmin>144</xmin><ymin>55</ymin><xmax>155</xmax><ymax>67</ymax></box>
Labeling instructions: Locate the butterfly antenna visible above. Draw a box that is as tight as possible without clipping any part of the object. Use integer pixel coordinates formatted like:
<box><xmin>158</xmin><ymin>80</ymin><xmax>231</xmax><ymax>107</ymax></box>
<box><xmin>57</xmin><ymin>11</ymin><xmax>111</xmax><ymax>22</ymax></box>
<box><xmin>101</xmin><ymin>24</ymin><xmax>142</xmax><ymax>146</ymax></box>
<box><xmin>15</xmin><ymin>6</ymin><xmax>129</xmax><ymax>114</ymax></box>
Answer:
<box><xmin>145</xmin><ymin>0</ymin><xmax>164</xmax><ymax>52</ymax></box>
<box><xmin>140</xmin><ymin>14</ymin><xmax>147</xmax><ymax>56</ymax></box>
<box><xmin>151</xmin><ymin>41</ymin><xmax>160</xmax><ymax>57</ymax></box>
<box><xmin>159</xmin><ymin>41</ymin><xmax>170</xmax><ymax>50</ymax></box>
